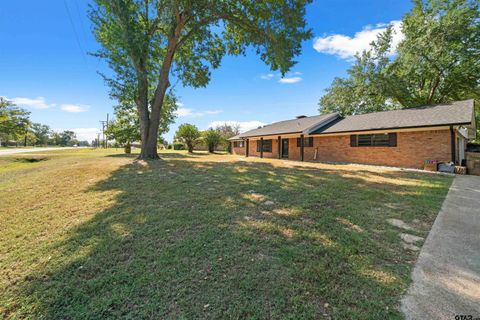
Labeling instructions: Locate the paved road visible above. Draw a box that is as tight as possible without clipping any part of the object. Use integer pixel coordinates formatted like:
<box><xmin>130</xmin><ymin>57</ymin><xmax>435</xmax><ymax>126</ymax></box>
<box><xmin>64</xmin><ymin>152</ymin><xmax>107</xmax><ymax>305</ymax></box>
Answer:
<box><xmin>401</xmin><ymin>175</ymin><xmax>480</xmax><ymax>319</ymax></box>
<box><xmin>0</xmin><ymin>147</ymin><xmax>79</xmax><ymax>156</ymax></box>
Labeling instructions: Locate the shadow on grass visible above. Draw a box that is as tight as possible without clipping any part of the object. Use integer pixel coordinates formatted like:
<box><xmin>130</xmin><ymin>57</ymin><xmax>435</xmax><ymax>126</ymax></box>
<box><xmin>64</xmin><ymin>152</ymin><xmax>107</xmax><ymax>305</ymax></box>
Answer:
<box><xmin>10</xmin><ymin>154</ymin><xmax>452</xmax><ymax>319</ymax></box>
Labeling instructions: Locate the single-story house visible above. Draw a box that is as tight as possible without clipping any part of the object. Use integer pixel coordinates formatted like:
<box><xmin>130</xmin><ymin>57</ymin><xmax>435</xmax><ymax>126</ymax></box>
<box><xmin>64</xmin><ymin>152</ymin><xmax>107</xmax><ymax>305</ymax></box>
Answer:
<box><xmin>229</xmin><ymin>99</ymin><xmax>477</xmax><ymax>169</ymax></box>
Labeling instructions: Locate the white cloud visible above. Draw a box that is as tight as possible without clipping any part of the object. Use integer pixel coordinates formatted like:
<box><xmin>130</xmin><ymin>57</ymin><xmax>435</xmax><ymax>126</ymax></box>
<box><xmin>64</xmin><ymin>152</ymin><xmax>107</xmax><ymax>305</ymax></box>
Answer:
<box><xmin>204</xmin><ymin>110</ymin><xmax>223</xmax><ymax>115</ymax></box>
<box><xmin>279</xmin><ymin>76</ymin><xmax>302</xmax><ymax>84</ymax></box>
<box><xmin>313</xmin><ymin>20</ymin><xmax>403</xmax><ymax>59</ymax></box>
<box><xmin>61</xmin><ymin>104</ymin><xmax>90</xmax><ymax>113</ymax></box>
<box><xmin>208</xmin><ymin>120</ymin><xmax>267</xmax><ymax>133</ymax></box>
<box><xmin>260</xmin><ymin>73</ymin><xmax>275</xmax><ymax>80</ymax></box>
<box><xmin>175</xmin><ymin>107</ymin><xmax>196</xmax><ymax>117</ymax></box>
<box><xmin>71</xmin><ymin>128</ymin><xmax>99</xmax><ymax>141</ymax></box>
<box><xmin>176</xmin><ymin>102</ymin><xmax>185</xmax><ymax>107</ymax></box>
<box><xmin>260</xmin><ymin>72</ymin><xmax>303</xmax><ymax>84</ymax></box>
<box><xmin>175</xmin><ymin>107</ymin><xmax>223</xmax><ymax>118</ymax></box>
<box><xmin>54</xmin><ymin>127</ymin><xmax>99</xmax><ymax>142</ymax></box>
<box><xmin>5</xmin><ymin>96</ymin><xmax>93</xmax><ymax>113</ymax></box>
<box><xmin>10</xmin><ymin>96</ymin><xmax>50</xmax><ymax>109</ymax></box>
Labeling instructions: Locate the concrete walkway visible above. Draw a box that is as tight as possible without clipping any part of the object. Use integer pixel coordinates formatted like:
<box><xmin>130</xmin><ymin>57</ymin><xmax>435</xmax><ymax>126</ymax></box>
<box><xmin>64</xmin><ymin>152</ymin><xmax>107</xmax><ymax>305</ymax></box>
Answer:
<box><xmin>401</xmin><ymin>175</ymin><xmax>480</xmax><ymax>319</ymax></box>
<box><xmin>0</xmin><ymin>147</ymin><xmax>79</xmax><ymax>156</ymax></box>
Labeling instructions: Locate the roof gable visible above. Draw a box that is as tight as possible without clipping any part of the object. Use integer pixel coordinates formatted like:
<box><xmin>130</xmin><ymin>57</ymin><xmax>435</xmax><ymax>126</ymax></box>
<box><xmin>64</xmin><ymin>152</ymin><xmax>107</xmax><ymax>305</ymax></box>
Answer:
<box><xmin>230</xmin><ymin>100</ymin><xmax>475</xmax><ymax>140</ymax></box>
<box><xmin>235</xmin><ymin>113</ymin><xmax>340</xmax><ymax>138</ymax></box>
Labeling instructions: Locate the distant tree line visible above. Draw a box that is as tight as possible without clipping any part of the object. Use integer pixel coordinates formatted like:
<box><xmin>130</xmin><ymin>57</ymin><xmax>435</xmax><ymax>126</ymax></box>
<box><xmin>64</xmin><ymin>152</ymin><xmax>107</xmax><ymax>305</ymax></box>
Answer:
<box><xmin>174</xmin><ymin>123</ymin><xmax>240</xmax><ymax>153</ymax></box>
<box><xmin>0</xmin><ymin>97</ymin><xmax>89</xmax><ymax>147</ymax></box>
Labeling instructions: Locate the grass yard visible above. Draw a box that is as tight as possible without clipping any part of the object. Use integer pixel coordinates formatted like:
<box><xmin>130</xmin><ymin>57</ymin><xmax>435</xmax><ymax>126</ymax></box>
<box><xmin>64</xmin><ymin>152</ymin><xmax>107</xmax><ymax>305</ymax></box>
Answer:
<box><xmin>0</xmin><ymin>149</ymin><xmax>452</xmax><ymax>319</ymax></box>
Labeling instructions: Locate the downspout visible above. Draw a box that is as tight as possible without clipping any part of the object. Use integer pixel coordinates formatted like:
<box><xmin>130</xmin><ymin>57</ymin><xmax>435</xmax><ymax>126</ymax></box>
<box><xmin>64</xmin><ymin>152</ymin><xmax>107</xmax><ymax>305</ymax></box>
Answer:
<box><xmin>450</xmin><ymin>126</ymin><xmax>456</xmax><ymax>164</ymax></box>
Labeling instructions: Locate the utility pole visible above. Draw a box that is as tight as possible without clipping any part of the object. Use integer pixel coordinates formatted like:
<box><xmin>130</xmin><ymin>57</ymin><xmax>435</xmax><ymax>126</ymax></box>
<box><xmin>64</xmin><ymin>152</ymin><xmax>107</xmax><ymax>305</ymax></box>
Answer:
<box><xmin>106</xmin><ymin>113</ymin><xmax>109</xmax><ymax>148</ymax></box>
<box><xmin>100</xmin><ymin>120</ymin><xmax>106</xmax><ymax>148</ymax></box>
<box><xmin>99</xmin><ymin>113</ymin><xmax>110</xmax><ymax>149</ymax></box>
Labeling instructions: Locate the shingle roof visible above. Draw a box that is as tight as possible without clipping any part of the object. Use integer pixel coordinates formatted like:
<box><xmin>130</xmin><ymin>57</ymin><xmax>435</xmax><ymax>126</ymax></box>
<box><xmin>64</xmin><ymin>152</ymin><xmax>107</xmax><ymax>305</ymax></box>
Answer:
<box><xmin>231</xmin><ymin>113</ymin><xmax>340</xmax><ymax>139</ymax></box>
<box><xmin>229</xmin><ymin>99</ymin><xmax>475</xmax><ymax>140</ymax></box>
<box><xmin>318</xmin><ymin>99</ymin><xmax>474</xmax><ymax>134</ymax></box>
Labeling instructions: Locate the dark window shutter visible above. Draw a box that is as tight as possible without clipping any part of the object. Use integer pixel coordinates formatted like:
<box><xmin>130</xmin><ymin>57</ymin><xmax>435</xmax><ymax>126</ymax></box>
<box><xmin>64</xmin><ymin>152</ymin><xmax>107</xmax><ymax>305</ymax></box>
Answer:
<box><xmin>296</xmin><ymin>138</ymin><xmax>301</xmax><ymax>147</ymax></box>
<box><xmin>350</xmin><ymin>135</ymin><xmax>357</xmax><ymax>147</ymax></box>
<box><xmin>256</xmin><ymin>141</ymin><xmax>261</xmax><ymax>152</ymax></box>
<box><xmin>388</xmin><ymin>133</ymin><xmax>397</xmax><ymax>147</ymax></box>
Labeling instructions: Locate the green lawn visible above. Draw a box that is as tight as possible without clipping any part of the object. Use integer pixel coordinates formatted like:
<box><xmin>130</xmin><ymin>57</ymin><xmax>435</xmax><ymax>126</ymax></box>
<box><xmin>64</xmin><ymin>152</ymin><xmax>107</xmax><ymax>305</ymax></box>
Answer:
<box><xmin>0</xmin><ymin>149</ymin><xmax>452</xmax><ymax>319</ymax></box>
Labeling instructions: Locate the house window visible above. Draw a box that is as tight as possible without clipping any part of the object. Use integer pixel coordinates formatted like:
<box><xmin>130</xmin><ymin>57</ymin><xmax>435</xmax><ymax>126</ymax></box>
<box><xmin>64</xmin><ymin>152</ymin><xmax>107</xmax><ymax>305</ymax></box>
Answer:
<box><xmin>351</xmin><ymin>133</ymin><xmax>397</xmax><ymax>147</ymax></box>
<box><xmin>296</xmin><ymin>137</ymin><xmax>314</xmax><ymax>147</ymax></box>
<box><xmin>256</xmin><ymin>139</ymin><xmax>272</xmax><ymax>152</ymax></box>
<box><xmin>233</xmin><ymin>141</ymin><xmax>244</xmax><ymax>148</ymax></box>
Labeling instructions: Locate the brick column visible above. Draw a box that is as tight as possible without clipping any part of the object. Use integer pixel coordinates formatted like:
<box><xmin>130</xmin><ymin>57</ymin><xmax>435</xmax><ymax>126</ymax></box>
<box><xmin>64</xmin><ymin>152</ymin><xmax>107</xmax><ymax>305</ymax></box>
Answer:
<box><xmin>300</xmin><ymin>134</ymin><xmax>304</xmax><ymax>161</ymax></box>
<box><xmin>278</xmin><ymin>136</ymin><xmax>281</xmax><ymax>159</ymax></box>
<box><xmin>260</xmin><ymin>137</ymin><xmax>264</xmax><ymax>158</ymax></box>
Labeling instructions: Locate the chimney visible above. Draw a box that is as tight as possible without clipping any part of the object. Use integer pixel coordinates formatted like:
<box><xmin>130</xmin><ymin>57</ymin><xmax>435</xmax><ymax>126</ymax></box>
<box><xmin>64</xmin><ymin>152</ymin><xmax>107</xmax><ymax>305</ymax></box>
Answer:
<box><xmin>296</xmin><ymin>115</ymin><xmax>307</xmax><ymax>119</ymax></box>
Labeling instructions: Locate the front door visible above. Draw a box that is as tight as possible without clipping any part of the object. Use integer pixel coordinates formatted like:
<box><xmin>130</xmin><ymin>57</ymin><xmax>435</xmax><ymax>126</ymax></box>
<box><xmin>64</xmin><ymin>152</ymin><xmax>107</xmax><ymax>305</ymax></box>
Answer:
<box><xmin>281</xmin><ymin>139</ymin><xmax>289</xmax><ymax>158</ymax></box>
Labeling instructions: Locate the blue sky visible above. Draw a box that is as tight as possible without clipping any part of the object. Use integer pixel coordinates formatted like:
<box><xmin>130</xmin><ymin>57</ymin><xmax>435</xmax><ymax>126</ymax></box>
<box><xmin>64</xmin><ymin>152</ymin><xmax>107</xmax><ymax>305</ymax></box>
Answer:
<box><xmin>0</xmin><ymin>0</ymin><xmax>411</xmax><ymax>142</ymax></box>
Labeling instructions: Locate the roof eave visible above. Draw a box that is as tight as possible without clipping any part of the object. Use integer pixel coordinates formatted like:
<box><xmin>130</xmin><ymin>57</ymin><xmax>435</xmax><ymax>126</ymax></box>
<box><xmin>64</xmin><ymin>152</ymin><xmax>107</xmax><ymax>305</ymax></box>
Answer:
<box><xmin>317</xmin><ymin>122</ymin><xmax>473</xmax><ymax>135</ymax></box>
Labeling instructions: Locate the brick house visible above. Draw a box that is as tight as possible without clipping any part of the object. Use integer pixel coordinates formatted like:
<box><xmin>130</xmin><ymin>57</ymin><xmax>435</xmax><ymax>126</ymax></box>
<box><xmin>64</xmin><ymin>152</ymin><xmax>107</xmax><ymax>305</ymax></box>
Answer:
<box><xmin>229</xmin><ymin>100</ymin><xmax>477</xmax><ymax>169</ymax></box>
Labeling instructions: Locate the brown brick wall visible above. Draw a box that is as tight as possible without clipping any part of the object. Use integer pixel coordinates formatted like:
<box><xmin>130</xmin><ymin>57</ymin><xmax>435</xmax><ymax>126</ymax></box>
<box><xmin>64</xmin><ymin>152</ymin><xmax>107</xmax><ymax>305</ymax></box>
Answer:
<box><xmin>238</xmin><ymin>129</ymin><xmax>452</xmax><ymax>169</ymax></box>
<box><xmin>232</xmin><ymin>146</ymin><xmax>245</xmax><ymax>155</ymax></box>
<box><xmin>245</xmin><ymin>139</ymin><xmax>280</xmax><ymax>159</ymax></box>
<box><xmin>312</xmin><ymin>130</ymin><xmax>451</xmax><ymax>168</ymax></box>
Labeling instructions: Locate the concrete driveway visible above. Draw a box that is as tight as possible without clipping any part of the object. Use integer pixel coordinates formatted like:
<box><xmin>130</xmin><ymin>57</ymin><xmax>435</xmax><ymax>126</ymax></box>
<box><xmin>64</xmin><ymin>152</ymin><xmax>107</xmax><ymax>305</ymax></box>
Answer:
<box><xmin>0</xmin><ymin>147</ymin><xmax>79</xmax><ymax>156</ymax></box>
<box><xmin>401</xmin><ymin>175</ymin><xmax>480</xmax><ymax>319</ymax></box>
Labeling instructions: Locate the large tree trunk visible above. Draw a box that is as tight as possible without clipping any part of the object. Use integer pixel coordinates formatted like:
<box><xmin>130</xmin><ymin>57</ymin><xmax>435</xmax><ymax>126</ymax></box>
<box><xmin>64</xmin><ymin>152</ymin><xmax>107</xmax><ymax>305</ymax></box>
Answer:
<box><xmin>136</xmin><ymin>13</ymin><xmax>185</xmax><ymax>160</ymax></box>
<box><xmin>138</xmin><ymin>19</ymin><xmax>184</xmax><ymax>160</ymax></box>
<box><xmin>137</xmin><ymin>73</ymin><xmax>160</xmax><ymax>159</ymax></box>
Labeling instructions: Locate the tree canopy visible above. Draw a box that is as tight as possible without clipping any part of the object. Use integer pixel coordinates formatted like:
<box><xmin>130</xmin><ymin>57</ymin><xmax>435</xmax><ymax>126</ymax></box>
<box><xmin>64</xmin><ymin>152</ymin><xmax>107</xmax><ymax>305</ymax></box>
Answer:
<box><xmin>31</xmin><ymin>123</ymin><xmax>52</xmax><ymax>146</ymax></box>
<box><xmin>90</xmin><ymin>0</ymin><xmax>312</xmax><ymax>159</ymax></box>
<box><xmin>0</xmin><ymin>97</ymin><xmax>30</xmax><ymax>146</ymax></box>
<box><xmin>202</xmin><ymin>129</ymin><xmax>223</xmax><ymax>153</ymax></box>
<box><xmin>319</xmin><ymin>0</ymin><xmax>480</xmax><ymax>116</ymax></box>
<box><xmin>107</xmin><ymin>97</ymin><xmax>176</xmax><ymax>151</ymax></box>
<box><xmin>175</xmin><ymin>123</ymin><xmax>200</xmax><ymax>153</ymax></box>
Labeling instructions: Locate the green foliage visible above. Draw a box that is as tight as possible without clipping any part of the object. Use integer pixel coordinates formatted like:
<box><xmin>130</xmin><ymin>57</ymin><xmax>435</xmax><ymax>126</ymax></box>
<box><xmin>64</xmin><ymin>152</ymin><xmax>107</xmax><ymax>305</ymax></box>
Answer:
<box><xmin>172</xmin><ymin>142</ymin><xmax>185</xmax><ymax>150</ymax></box>
<box><xmin>215</xmin><ymin>123</ymin><xmax>240</xmax><ymax>139</ymax></box>
<box><xmin>319</xmin><ymin>0</ymin><xmax>480</xmax><ymax>116</ymax></box>
<box><xmin>0</xmin><ymin>97</ymin><xmax>30</xmax><ymax>146</ymax></box>
<box><xmin>107</xmin><ymin>96</ymin><xmax>177</xmax><ymax>151</ymax></box>
<box><xmin>49</xmin><ymin>132</ymin><xmax>61</xmax><ymax>146</ymax></box>
<box><xmin>208</xmin><ymin>123</ymin><xmax>241</xmax><ymax>152</ymax></box>
<box><xmin>30</xmin><ymin>123</ymin><xmax>52</xmax><ymax>146</ymax></box>
<box><xmin>90</xmin><ymin>0</ymin><xmax>312</xmax><ymax>158</ymax></box>
<box><xmin>175</xmin><ymin>123</ymin><xmax>200</xmax><ymax>153</ymax></box>
<box><xmin>106</xmin><ymin>109</ymin><xmax>140</xmax><ymax>148</ymax></box>
<box><xmin>157</xmin><ymin>136</ymin><xmax>168</xmax><ymax>148</ymax></box>
<box><xmin>59</xmin><ymin>131</ymin><xmax>77</xmax><ymax>146</ymax></box>
<box><xmin>202</xmin><ymin>129</ymin><xmax>223</xmax><ymax>153</ymax></box>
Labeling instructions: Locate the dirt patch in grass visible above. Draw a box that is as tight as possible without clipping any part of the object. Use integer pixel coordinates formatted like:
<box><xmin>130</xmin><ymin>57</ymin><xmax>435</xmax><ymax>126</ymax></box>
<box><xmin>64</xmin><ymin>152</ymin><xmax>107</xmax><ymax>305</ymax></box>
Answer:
<box><xmin>0</xmin><ymin>150</ymin><xmax>452</xmax><ymax>319</ymax></box>
<box><xmin>14</xmin><ymin>156</ymin><xmax>49</xmax><ymax>163</ymax></box>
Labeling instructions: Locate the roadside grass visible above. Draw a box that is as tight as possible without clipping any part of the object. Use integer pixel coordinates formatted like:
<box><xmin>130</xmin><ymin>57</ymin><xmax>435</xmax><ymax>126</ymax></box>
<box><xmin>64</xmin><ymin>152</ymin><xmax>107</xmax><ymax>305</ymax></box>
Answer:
<box><xmin>0</xmin><ymin>149</ymin><xmax>452</xmax><ymax>319</ymax></box>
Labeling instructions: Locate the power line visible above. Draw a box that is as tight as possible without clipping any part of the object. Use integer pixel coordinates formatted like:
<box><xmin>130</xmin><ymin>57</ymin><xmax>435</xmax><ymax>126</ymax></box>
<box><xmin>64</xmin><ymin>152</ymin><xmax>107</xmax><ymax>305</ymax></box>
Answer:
<box><xmin>63</xmin><ymin>0</ymin><xmax>87</xmax><ymax>64</ymax></box>
<box><xmin>74</xmin><ymin>0</ymin><xmax>89</xmax><ymax>52</ymax></box>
